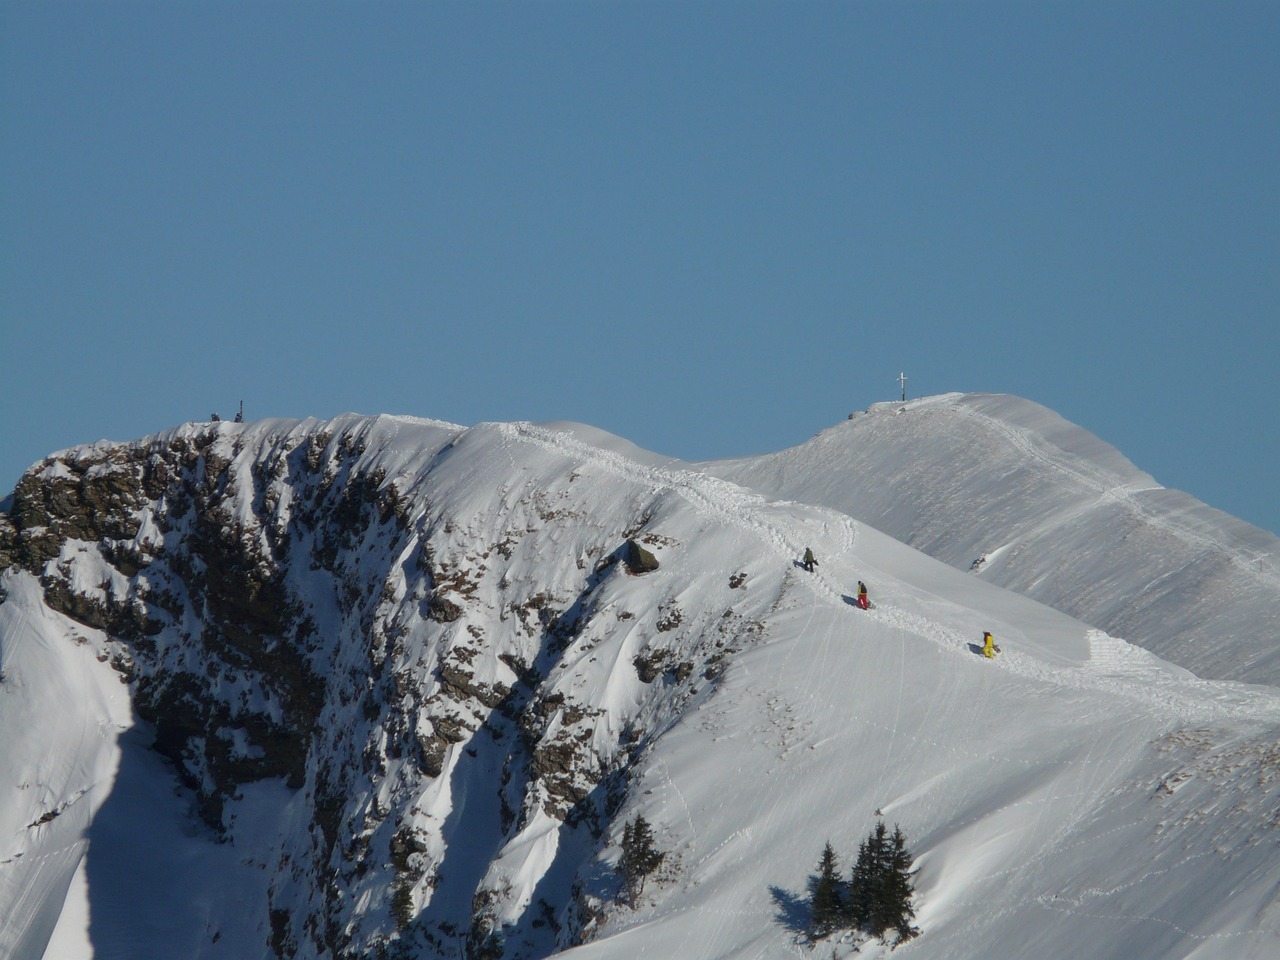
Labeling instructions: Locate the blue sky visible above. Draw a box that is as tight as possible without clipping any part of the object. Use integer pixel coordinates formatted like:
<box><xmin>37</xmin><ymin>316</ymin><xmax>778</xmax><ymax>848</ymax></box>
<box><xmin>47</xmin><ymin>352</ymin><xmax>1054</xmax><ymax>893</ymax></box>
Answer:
<box><xmin>3</xmin><ymin>1</ymin><xmax>1277</xmax><ymax>536</ymax></box>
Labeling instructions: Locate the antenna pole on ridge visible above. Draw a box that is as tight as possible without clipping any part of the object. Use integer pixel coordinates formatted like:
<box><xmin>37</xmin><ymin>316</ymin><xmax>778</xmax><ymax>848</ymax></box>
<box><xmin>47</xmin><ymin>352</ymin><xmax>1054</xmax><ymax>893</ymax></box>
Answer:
<box><xmin>898</xmin><ymin>372</ymin><xmax>908</xmax><ymax>403</ymax></box>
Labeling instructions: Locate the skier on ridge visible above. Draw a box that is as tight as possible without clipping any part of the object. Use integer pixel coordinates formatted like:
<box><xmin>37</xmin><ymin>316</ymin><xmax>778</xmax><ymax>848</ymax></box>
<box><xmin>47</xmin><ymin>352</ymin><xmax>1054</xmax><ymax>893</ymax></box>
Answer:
<box><xmin>803</xmin><ymin>547</ymin><xmax>818</xmax><ymax>573</ymax></box>
<box><xmin>982</xmin><ymin>631</ymin><xmax>1000</xmax><ymax>658</ymax></box>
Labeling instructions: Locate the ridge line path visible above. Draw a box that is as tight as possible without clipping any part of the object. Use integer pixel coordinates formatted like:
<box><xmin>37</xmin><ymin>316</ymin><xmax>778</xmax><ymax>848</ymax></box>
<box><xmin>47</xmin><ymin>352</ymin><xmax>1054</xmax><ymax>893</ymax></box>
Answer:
<box><xmin>952</xmin><ymin>400</ymin><xmax>1280</xmax><ymax>592</ymax></box>
<box><xmin>502</xmin><ymin>420</ymin><xmax>864</xmax><ymax>748</ymax></box>
<box><xmin>500</xmin><ymin>423</ymin><xmax>1280</xmax><ymax>729</ymax></box>
<box><xmin>499</xmin><ymin>422</ymin><xmax>859</xmax><ymax>591</ymax></box>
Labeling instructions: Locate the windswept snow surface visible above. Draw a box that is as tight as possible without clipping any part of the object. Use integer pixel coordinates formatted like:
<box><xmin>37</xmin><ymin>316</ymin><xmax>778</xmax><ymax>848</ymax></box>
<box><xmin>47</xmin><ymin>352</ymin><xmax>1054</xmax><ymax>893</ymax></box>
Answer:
<box><xmin>699</xmin><ymin>393</ymin><xmax>1280</xmax><ymax>686</ymax></box>
<box><xmin>2</xmin><ymin>411</ymin><xmax>1278</xmax><ymax>959</ymax></box>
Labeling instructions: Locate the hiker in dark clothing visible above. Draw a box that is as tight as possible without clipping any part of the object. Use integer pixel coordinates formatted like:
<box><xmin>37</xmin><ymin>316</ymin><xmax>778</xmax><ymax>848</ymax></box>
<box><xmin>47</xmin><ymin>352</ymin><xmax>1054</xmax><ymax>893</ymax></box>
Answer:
<box><xmin>803</xmin><ymin>547</ymin><xmax>817</xmax><ymax>573</ymax></box>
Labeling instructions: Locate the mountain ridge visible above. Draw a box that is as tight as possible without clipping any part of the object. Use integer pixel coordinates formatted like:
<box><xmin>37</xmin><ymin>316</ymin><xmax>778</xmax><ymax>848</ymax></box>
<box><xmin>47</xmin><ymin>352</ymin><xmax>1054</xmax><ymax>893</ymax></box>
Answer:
<box><xmin>1</xmin><ymin>404</ymin><xmax>1277</xmax><ymax>960</ymax></box>
<box><xmin>700</xmin><ymin>392</ymin><xmax>1280</xmax><ymax>686</ymax></box>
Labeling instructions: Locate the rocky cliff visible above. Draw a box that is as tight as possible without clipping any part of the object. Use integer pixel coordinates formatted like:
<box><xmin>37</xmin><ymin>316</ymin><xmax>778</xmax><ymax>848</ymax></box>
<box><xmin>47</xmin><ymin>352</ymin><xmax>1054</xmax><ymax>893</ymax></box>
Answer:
<box><xmin>0</xmin><ymin>415</ymin><xmax>763</xmax><ymax>959</ymax></box>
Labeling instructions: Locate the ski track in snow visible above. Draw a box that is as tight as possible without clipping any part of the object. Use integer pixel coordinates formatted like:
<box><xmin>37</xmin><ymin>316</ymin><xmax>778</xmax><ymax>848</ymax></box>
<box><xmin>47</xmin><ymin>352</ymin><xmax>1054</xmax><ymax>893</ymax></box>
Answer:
<box><xmin>501</xmin><ymin>421</ymin><xmax>1280</xmax><ymax>733</ymax></box>
<box><xmin>953</xmin><ymin>400</ymin><xmax>1280</xmax><ymax>592</ymax></box>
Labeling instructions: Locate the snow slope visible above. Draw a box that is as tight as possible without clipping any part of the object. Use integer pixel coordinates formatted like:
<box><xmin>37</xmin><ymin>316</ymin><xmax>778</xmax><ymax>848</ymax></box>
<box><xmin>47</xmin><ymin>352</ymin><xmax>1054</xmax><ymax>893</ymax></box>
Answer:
<box><xmin>0</xmin><ymin>576</ymin><xmax>130</xmax><ymax>960</ymax></box>
<box><xmin>699</xmin><ymin>393</ymin><xmax>1280</xmax><ymax>686</ymax></box>
<box><xmin>1</xmin><ymin>411</ymin><xmax>1278</xmax><ymax>960</ymax></box>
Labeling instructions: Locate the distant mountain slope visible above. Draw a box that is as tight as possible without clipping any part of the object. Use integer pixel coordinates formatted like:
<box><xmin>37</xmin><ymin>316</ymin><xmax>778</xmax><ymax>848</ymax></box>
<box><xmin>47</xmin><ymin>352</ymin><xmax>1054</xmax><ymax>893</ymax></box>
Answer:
<box><xmin>699</xmin><ymin>393</ymin><xmax>1280</xmax><ymax>686</ymax></box>
<box><xmin>1</xmin><ymin>412</ymin><xmax>1278</xmax><ymax>960</ymax></box>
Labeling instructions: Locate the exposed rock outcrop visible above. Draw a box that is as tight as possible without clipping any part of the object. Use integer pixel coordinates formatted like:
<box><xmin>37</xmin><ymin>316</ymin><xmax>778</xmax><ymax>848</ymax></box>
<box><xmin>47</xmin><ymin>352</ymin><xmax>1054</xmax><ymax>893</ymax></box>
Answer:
<box><xmin>623</xmin><ymin>539</ymin><xmax>659</xmax><ymax>574</ymax></box>
<box><xmin>0</xmin><ymin>416</ymin><xmax>750</xmax><ymax>960</ymax></box>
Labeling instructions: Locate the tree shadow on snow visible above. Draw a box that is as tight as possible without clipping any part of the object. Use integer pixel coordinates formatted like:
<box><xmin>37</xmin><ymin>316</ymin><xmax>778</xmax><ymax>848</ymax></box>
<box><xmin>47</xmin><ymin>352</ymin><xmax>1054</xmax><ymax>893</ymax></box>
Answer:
<box><xmin>769</xmin><ymin>884</ymin><xmax>810</xmax><ymax>936</ymax></box>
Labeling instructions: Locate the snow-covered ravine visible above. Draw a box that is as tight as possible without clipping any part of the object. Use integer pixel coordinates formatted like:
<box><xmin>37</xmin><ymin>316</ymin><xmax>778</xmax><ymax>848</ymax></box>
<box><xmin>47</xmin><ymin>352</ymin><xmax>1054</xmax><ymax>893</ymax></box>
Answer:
<box><xmin>1</xmin><ymin>411</ymin><xmax>1277</xmax><ymax>960</ymax></box>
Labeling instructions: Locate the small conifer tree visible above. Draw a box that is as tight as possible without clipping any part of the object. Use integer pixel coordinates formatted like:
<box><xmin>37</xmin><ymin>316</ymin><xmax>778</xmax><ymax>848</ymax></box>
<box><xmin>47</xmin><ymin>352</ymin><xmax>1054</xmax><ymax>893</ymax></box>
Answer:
<box><xmin>619</xmin><ymin>815</ymin><xmax>664</xmax><ymax>904</ymax></box>
<box><xmin>809</xmin><ymin>841</ymin><xmax>844</xmax><ymax>939</ymax></box>
<box><xmin>884</xmin><ymin>825</ymin><xmax>920</xmax><ymax>944</ymax></box>
<box><xmin>847</xmin><ymin>821</ymin><xmax>887</xmax><ymax>931</ymax></box>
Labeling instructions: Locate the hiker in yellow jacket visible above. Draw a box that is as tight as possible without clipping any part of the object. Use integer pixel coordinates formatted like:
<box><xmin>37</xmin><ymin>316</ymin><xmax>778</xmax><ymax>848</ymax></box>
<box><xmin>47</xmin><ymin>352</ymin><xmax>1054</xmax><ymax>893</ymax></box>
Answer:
<box><xmin>982</xmin><ymin>631</ymin><xmax>998</xmax><ymax>658</ymax></box>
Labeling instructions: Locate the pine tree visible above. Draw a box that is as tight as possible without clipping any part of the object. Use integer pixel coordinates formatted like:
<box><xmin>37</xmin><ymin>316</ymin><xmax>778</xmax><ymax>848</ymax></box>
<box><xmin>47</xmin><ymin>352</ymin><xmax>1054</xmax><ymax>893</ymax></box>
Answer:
<box><xmin>846</xmin><ymin>836</ymin><xmax>870</xmax><ymax>928</ymax></box>
<box><xmin>884</xmin><ymin>824</ymin><xmax>920</xmax><ymax>944</ymax></box>
<box><xmin>847</xmin><ymin>820</ymin><xmax>919</xmax><ymax>943</ymax></box>
<box><xmin>848</xmin><ymin>821</ymin><xmax>889</xmax><ymax>932</ymax></box>
<box><xmin>808</xmin><ymin>841</ymin><xmax>844</xmax><ymax>939</ymax></box>
<box><xmin>618</xmin><ymin>815</ymin><xmax>664</xmax><ymax>905</ymax></box>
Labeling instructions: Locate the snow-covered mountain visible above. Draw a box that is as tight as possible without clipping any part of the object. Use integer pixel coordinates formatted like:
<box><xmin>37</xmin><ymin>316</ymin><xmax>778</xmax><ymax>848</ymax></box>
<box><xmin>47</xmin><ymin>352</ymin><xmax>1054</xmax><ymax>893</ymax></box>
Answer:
<box><xmin>701</xmin><ymin>392</ymin><xmax>1280</xmax><ymax>686</ymax></box>
<box><xmin>1</xmin><ymin>409</ymin><xmax>1277</xmax><ymax>960</ymax></box>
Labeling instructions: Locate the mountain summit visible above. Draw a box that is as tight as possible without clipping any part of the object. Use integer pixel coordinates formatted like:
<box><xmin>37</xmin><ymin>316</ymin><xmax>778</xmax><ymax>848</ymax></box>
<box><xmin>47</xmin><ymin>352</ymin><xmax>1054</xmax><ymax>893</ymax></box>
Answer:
<box><xmin>701</xmin><ymin>392</ymin><xmax>1280</xmax><ymax>686</ymax></box>
<box><xmin>1</xmin><ymin>406</ymin><xmax>1277</xmax><ymax>960</ymax></box>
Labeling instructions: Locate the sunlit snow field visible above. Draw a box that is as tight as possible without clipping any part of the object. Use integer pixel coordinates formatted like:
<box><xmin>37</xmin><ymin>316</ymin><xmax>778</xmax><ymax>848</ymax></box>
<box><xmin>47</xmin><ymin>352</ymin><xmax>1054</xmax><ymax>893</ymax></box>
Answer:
<box><xmin>2</xmin><ymin>400</ymin><xmax>1278</xmax><ymax>959</ymax></box>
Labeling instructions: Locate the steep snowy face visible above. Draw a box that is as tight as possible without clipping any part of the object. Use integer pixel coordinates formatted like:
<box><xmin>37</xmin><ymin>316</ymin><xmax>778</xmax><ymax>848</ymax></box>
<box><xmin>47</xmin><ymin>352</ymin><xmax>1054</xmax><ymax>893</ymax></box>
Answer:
<box><xmin>0</xmin><ymin>415</ymin><xmax>783</xmax><ymax>959</ymax></box>
<box><xmin>699</xmin><ymin>393</ymin><xmax>1280</xmax><ymax>686</ymax></box>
